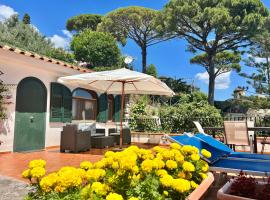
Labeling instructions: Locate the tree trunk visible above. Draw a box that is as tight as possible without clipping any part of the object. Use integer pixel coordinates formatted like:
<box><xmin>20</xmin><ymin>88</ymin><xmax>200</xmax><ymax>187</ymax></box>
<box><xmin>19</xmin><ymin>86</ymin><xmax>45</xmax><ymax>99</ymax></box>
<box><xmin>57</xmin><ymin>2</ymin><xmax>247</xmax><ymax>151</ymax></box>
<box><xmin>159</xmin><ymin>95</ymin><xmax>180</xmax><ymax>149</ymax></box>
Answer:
<box><xmin>141</xmin><ymin>45</ymin><xmax>147</xmax><ymax>73</ymax></box>
<box><xmin>208</xmin><ymin>57</ymin><xmax>215</xmax><ymax>105</ymax></box>
<box><xmin>266</xmin><ymin>57</ymin><xmax>270</xmax><ymax>95</ymax></box>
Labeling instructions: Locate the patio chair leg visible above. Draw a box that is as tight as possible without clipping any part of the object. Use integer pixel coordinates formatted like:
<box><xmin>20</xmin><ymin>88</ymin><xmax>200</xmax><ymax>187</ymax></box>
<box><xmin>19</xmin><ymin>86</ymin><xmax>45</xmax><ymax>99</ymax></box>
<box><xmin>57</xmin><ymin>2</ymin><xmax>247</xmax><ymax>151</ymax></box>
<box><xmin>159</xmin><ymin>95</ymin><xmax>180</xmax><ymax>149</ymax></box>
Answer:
<box><xmin>261</xmin><ymin>143</ymin><xmax>265</xmax><ymax>154</ymax></box>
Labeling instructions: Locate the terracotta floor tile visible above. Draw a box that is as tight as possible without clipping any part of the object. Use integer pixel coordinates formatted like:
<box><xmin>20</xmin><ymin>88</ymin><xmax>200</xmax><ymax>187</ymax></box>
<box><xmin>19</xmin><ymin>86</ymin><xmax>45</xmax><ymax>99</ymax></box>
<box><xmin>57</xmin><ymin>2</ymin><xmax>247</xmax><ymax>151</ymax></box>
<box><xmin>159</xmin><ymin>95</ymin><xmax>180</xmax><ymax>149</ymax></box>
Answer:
<box><xmin>0</xmin><ymin>143</ymin><xmax>157</xmax><ymax>182</ymax></box>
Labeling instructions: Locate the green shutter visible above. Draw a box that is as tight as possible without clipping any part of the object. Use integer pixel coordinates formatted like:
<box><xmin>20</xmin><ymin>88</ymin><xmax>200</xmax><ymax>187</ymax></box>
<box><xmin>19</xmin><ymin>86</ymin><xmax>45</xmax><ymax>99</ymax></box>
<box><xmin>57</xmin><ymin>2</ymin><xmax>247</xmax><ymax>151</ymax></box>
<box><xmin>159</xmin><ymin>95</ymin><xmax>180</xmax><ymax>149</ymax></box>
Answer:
<box><xmin>114</xmin><ymin>95</ymin><xmax>121</xmax><ymax>122</ymax></box>
<box><xmin>97</xmin><ymin>93</ymin><xmax>108</xmax><ymax>122</ymax></box>
<box><xmin>62</xmin><ymin>86</ymin><xmax>72</xmax><ymax>122</ymax></box>
<box><xmin>50</xmin><ymin>83</ymin><xmax>72</xmax><ymax>122</ymax></box>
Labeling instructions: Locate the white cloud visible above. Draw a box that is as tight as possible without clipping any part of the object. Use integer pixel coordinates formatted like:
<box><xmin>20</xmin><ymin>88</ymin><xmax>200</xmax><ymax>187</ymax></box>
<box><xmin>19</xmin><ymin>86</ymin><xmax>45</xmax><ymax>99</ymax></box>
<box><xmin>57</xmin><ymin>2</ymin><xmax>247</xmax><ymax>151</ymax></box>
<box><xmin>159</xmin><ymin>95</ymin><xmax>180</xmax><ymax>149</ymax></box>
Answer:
<box><xmin>195</xmin><ymin>71</ymin><xmax>231</xmax><ymax>90</ymax></box>
<box><xmin>62</xmin><ymin>30</ymin><xmax>72</xmax><ymax>39</ymax></box>
<box><xmin>0</xmin><ymin>5</ymin><xmax>17</xmax><ymax>22</ymax></box>
<box><xmin>49</xmin><ymin>34</ymin><xmax>70</xmax><ymax>49</ymax></box>
<box><xmin>48</xmin><ymin>30</ymin><xmax>72</xmax><ymax>49</ymax></box>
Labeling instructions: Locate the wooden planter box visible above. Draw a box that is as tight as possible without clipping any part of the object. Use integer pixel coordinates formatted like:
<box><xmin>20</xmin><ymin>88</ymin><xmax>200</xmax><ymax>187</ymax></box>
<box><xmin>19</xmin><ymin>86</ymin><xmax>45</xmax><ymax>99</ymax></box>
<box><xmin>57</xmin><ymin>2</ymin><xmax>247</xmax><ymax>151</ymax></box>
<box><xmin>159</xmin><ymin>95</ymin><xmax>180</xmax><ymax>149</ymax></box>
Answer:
<box><xmin>217</xmin><ymin>180</ymin><xmax>266</xmax><ymax>200</ymax></box>
<box><xmin>186</xmin><ymin>172</ymin><xmax>214</xmax><ymax>200</ymax></box>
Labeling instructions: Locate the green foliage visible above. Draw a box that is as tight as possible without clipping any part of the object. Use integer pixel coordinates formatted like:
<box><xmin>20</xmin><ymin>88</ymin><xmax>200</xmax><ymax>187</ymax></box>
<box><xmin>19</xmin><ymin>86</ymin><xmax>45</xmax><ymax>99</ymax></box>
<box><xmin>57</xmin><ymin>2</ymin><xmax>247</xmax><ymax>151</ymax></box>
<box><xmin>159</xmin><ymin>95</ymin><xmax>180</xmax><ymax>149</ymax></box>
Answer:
<box><xmin>240</xmin><ymin>31</ymin><xmax>270</xmax><ymax>95</ymax></box>
<box><xmin>191</xmin><ymin>51</ymin><xmax>241</xmax><ymax>78</ymax></box>
<box><xmin>25</xmin><ymin>189</ymin><xmax>82</xmax><ymax>200</ymax></box>
<box><xmin>0</xmin><ymin>15</ymin><xmax>75</xmax><ymax>63</ymax></box>
<box><xmin>98</xmin><ymin>6</ymin><xmax>171</xmax><ymax>73</ymax></box>
<box><xmin>129</xmin><ymin>96</ymin><xmax>160</xmax><ymax>132</ymax></box>
<box><xmin>146</xmin><ymin>64</ymin><xmax>158</xmax><ymax>77</ymax></box>
<box><xmin>160</xmin><ymin>92</ymin><xmax>223</xmax><ymax>132</ymax></box>
<box><xmin>160</xmin><ymin>77</ymin><xmax>197</xmax><ymax>94</ymax></box>
<box><xmin>71</xmin><ymin>30</ymin><xmax>121</xmax><ymax>70</ymax></box>
<box><xmin>161</xmin><ymin>0</ymin><xmax>269</xmax><ymax>104</ymax></box>
<box><xmin>0</xmin><ymin>75</ymin><xmax>7</xmax><ymax>119</ymax></box>
<box><xmin>23</xmin><ymin>13</ymin><xmax>31</xmax><ymax>24</ymax></box>
<box><xmin>66</xmin><ymin>14</ymin><xmax>102</xmax><ymax>32</ymax></box>
<box><xmin>127</xmin><ymin>174</ymin><xmax>163</xmax><ymax>200</ymax></box>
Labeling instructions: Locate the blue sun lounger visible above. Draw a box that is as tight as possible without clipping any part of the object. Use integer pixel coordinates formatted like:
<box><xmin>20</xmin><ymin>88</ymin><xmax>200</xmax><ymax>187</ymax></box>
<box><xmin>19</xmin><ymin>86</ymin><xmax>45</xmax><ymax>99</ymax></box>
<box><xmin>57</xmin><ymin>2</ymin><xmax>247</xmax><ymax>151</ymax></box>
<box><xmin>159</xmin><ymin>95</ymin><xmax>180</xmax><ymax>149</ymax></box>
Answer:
<box><xmin>168</xmin><ymin>133</ymin><xmax>270</xmax><ymax>176</ymax></box>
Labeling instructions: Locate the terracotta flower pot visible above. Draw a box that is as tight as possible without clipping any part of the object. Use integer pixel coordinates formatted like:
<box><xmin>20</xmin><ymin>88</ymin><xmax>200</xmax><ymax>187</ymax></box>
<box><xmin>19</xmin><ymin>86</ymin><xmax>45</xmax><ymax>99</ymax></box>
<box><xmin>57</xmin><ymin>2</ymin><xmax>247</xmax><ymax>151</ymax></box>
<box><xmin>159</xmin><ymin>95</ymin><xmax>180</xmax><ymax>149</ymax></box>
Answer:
<box><xmin>217</xmin><ymin>180</ymin><xmax>266</xmax><ymax>200</ymax></box>
<box><xmin>186</xmin><ymin>172</ymin><xmax>214</xmax><ymax>200</ymax></box>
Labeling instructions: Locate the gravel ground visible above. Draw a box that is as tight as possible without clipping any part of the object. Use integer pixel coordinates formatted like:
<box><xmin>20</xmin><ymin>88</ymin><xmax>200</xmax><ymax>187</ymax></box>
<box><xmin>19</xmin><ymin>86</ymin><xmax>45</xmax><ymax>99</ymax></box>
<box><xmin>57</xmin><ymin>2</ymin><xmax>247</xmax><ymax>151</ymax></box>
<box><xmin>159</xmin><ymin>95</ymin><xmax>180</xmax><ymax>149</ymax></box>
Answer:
<box><xmin>0</xmin><ymin>176</ymin><xmax>28</xmax><ymax>200</ymax></box>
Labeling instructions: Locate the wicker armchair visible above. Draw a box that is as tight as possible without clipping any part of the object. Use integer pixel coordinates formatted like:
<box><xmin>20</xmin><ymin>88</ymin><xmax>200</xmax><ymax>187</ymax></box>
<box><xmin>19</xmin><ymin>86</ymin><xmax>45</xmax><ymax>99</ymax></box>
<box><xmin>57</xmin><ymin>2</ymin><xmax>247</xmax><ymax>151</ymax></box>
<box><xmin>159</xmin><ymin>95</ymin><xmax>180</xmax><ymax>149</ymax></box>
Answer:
<box><xmin>60</xmin><ymin>124</ymin><xmax>91</xmax><ymax>153</ymax></box>
<box><xmin>109</xmin><ymin>128</ymin><xmax>131</xmax><ymax>145</ymax></box>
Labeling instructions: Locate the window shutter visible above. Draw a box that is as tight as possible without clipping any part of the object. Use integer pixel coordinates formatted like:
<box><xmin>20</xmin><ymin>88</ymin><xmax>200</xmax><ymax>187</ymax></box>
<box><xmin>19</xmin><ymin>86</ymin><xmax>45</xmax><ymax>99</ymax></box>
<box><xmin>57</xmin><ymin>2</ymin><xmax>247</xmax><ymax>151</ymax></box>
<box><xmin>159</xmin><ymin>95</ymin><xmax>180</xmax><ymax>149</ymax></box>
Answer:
<box><xmin>50</xmin><ymin>83</ymin><xmax>72</xmax><ymax>122</ymax></box>
<box><xmin>114</xmin><ymin>95</ymin><xmax>121</xmax><ymax>122</ymax></box>
<box><xmin>62</xmin><ymin>86</ymin><xmax>72</xmax><ymax>122</ymax></box>
<box><xmin>97</xmin><ymin>93</ymin><xmax>108</xmax><ymax>122</ymax></box>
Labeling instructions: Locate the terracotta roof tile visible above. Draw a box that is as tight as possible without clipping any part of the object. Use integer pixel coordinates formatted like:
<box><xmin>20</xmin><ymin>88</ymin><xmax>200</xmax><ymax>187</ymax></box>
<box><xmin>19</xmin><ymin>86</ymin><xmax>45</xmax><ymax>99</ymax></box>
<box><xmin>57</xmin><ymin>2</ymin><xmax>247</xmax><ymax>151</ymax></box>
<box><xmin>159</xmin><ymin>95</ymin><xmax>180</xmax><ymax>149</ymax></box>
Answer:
<box><xmin>0</xmin><ymin>45</ymin><xmax>92</xmax><ymax>73</ymax></box>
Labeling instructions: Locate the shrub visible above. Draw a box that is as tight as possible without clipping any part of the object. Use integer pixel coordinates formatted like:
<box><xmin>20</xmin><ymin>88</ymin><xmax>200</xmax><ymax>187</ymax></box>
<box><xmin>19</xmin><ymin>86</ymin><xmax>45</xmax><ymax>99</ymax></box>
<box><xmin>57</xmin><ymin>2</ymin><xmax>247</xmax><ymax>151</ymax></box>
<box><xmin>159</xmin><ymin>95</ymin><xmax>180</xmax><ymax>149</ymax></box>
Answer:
<box><xmin>23</xmin><ymin>144</ymin><xmax>211</xmax><ymax>200</ymax></box>
<box><xmin>159</xmin><ymin>92</ymin><xmax>223</xmax><ymax>132</ymax></box>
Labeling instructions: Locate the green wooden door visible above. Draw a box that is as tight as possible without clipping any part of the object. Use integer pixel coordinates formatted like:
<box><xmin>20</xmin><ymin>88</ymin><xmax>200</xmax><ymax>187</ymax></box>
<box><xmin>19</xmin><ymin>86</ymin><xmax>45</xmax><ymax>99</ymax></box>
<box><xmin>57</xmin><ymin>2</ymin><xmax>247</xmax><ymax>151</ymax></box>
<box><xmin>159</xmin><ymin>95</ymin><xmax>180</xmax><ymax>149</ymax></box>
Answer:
<box><xmin>14</xmin><ymin>77</ymin><xmax>47</xmax><ymax>152</ymax></box>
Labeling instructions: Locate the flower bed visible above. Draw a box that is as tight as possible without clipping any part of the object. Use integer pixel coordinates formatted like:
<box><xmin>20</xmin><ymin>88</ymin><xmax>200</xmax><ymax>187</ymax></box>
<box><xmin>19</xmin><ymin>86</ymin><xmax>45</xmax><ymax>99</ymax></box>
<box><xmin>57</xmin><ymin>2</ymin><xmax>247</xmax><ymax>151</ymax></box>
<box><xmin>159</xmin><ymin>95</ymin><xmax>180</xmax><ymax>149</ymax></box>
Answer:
<box><xmin>22</xmin><ymin>143</ymin><xmax>212</xmax><ymax>200</ymax></box>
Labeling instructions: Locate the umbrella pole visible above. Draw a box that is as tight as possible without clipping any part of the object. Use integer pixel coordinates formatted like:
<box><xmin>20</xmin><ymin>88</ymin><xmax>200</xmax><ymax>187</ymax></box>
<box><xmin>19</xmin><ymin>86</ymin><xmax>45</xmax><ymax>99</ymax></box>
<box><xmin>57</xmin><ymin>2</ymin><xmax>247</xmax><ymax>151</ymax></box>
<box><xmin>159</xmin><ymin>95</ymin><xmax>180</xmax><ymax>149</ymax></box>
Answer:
<box><xmin>120</xmin><ymin>82</ymin><xmax>125</xmax><ymax>149</ymax></box>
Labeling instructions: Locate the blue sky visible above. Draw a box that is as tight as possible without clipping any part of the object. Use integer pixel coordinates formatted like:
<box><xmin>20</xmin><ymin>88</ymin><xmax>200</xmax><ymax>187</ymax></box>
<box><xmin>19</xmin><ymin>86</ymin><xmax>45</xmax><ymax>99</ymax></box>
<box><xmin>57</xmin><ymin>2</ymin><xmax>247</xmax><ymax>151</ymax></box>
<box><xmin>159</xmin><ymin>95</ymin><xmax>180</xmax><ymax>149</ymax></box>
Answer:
<box><xmin>1</xmin><ymin>0</ymin><xmax>270</xmax><ymax>100</ymax></box>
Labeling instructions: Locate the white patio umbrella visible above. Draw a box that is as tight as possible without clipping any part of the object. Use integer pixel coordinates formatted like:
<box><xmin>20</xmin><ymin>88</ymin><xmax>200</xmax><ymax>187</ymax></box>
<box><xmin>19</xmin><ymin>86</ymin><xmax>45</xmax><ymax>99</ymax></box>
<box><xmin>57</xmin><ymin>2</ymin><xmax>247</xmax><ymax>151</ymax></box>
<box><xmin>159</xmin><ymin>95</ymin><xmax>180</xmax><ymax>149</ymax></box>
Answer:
<box><xmin>58</xmin><ymin>68</ymin><xmax>175</xmax><ymax>148</ymax></box>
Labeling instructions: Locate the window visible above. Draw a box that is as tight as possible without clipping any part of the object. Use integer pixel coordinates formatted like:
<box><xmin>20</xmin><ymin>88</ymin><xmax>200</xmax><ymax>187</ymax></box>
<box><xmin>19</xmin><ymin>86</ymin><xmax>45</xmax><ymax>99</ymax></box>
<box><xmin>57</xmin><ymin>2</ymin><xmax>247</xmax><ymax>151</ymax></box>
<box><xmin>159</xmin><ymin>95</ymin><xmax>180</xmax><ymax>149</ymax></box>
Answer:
<box><xmin>72</xmin><ymin>89</ymin><xmax>97</xmax><ymax>120</ymax></box>
<box><xmin>108</xmin><ymin>95</ymin><xmax>114</xmax><ymax>121</ymax></box>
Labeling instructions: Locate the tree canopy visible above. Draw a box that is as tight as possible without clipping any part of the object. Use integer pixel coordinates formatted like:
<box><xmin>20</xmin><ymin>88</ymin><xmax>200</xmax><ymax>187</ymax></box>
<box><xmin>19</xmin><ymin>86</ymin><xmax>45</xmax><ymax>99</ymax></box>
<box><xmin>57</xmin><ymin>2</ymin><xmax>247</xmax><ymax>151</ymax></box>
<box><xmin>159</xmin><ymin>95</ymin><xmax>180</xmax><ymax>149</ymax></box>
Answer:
<box><xmin>161</xmin><ymin>0</ymin><xmax>269</xmax><ymax>104</ymax></box>
<box><xmin>22</xmin><ymin>13</ymin><xmax>30</xmax><ymax>24</ymax></box>
<box><xmin>0</xmin><ymin>15</ymin><xmax>74</xmax><ymax>63</ymax></box>
<box><xmin>71</xmin><ymin>30</ymin><xmax>122</xmax><ymax>70</ymax></box>
<box><xmin>98</xmin><ymin>6</ymin><xmax>172</xmax><ymax>73</ymax></box>
<box><xmin>191</xmin><ymin>51</ymin><xmax>241</xmax><ymax>78</ymax></box>
<box><xmin>240</xmin><ymin>31</ymin><xmax>270</xmax><ymax>95</ymax></box>
<box><xmin>66</xmin><ymin>14</ymin><xmax>102</xmax><ymax>32</ymax></box>
<box><xmin>146</xmin><ymin>64</ymin><xmax>158</xmax><ymax>77</ymax></box>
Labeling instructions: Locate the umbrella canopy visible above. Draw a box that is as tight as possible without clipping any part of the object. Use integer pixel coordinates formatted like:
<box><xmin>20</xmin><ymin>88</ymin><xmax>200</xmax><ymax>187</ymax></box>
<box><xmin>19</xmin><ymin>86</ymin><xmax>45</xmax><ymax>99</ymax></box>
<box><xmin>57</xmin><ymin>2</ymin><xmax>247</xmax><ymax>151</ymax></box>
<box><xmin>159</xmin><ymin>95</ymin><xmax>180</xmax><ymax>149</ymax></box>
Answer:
<box><xmin>58</xmin><ymin>68</ymin><xmax>175</xmax><ymax>96</ymax></box>
<box><xmin>58</xmin><ymin>68</ymin><xmax>175</xmax><ymax>148</ymax></box>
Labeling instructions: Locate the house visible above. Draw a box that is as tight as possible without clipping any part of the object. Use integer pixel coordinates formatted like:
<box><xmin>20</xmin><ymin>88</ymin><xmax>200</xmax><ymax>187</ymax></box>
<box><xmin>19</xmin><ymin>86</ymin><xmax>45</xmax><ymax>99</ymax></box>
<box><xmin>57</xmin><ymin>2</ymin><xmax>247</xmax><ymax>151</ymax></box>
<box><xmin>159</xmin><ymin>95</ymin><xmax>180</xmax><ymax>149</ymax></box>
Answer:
<box><xmin>0</xmin><ymin>45</ymin><xmax>121</xmax><ymax>152</ymax></box>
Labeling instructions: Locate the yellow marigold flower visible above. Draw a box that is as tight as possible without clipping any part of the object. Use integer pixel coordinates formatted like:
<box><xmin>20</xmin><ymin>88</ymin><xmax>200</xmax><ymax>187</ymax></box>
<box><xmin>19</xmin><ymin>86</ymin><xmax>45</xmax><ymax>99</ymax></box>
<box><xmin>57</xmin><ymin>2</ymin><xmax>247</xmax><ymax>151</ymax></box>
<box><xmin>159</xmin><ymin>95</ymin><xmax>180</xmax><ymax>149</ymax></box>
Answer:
<box><xmin>190</xmin><ymin>154</ymin><xmax>200</xmax><ymax>161</ymax></box>
<box><xmin>105</xmin><ymin>151</ymin><xmax>115</xmax><ymax>158</ymax></box>
<box><xmin>91</xmin><ymin>182</ymin><xmax>108</xmax><ymax>196</ymax></box>
<box><xmin>153</xmin><ymin>158</ymin><xmax>165</xmax><ymax>169</ymax></box>
<box><xmin>94</xmin><ymin>160</ymin><xmax>106</xmax><ymax>169</ymax></box>
<box><xmin>39</xmin><ymin>173</ymin><xmax>58</xmax><ymax>193</ymax></box>
<box><xmin>181</xmin><ymin>145</ymin><xmax>199</xmax><ymax>155</ymax></box>
<box><xmin>160</xmin><ymin>174</ymin><xmax>173</xmax><ymax>187</ymax></box>
<box><xmin>161</xmin><ymin>150</ymin><xmax>174</xmax><ymax>160</ymax></box>
<box><xmin>22</xmin><ymin>169</ymin><xmax>31</xmax><ymax>179</ymax></box>
<box><xmin>106</xmin><ymin>192</ymin><xmax>123</xmax><ymax>200</ymax></box>
<box><xmin>128</xmin><ymin>197</ymin><xmax>139</xmax><ymax>200</ymax></box>
<box><xmin>163</xmin><ymin>191</ymin><xmax>169</xmax><ymax>196</ymax></box>
<box><xmin>80</xmin><ymin>184</ymin><xmax>91</xmax><ymax>199</ymax></box>
<box><xmin>141</xmin><ymin>159</ymin><xmax>154</xmax><ymax>173</ymax></box>
<box><xmin>30</xmin><ymin>167</ymin><xmax>46</xmax><ymax>179</ymax></box>
<box><xmin>175</xmin><ymin>153</ymin><xmax>184</xmax><ymax>163</ymax></box>
<box><xmin>199</xmin><ymin>172</ymin><xmax>208</xmax><ymax>180</ymax></box>
<box><xmin>29</xmin><ymin>159</ymin><xmax>46</xmax><ymax>169</ymax></box>
<box><xmin>80</xmin><ymin>161</ymin><xmax>93</xmax><ymax>170</ymax></box>
<box><xmin>201</xmin><ymin>164</ymin><xmax>209</xmax><ymax>172</ymax></box>
<box><xmin>153</xmin><ymin>146</ymin><xmax>165</xmax><ymax>153</ymax></box>
<box><xmin>132</xmin><ymin>174</ymin><xmax>140</xmax><ymax>182</ymax></box>
<box><xmin>156</xmin><ymin>169</ymin><xmax>168</xmax><ymax>177</ymax></box>
<box><xmin>190</xmin><ymin>181</ymin><xmax>199</xmax><ymax>189</ymax></box>
<box><xmin>201</xmin><ymin>149</ymin><xmax>211</xmax><ymax>158</ymax></box>
<box><xmin>170</xmin><ymin>143</ymin><xmax>181</xmax><ymax>150</ymax></box>
<box><xmin>166</xmin><ymin>160</ymin><xmax>178</xmax><ymax>170</ymax></box>
<box><xmin>54</xmin><ymin>185</ymin><xmax>66</xmax><ymax>193</ymax></box>
<box><xmin>132</xmin><ymin>166</ymin><xmax>139</xmax><ymax>174</ymax></box>
<box><xmin>171</xmin><ymin>178</ymin><xmax>191</xmax><ymax>193</ymax></box>
<box><xmin>86</xmin><ymin>169</ymin><xmax>106</xmax><ymax>181</ymax></box>
<box><xmin>112</xmin><ymin>162</ymin><xmax>119</xmax><ymax>170</ymax></box>
<box><xmin>182</xmin><ymin>161</ymin><xmax>195</xmax><ymax>172</ymax></box>
<box><xmin>178</xmin><ymin>171</ymin><xmax>186</xmax><ymax>179</ymax></box>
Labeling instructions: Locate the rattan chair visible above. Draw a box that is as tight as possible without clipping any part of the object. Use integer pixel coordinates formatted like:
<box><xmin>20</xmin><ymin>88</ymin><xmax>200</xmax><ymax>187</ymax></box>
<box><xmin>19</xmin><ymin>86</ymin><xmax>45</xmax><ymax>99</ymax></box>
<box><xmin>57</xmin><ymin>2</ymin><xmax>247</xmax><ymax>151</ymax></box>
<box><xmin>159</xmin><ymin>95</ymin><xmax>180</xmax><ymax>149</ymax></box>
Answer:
<box><xmin>223</xmin><ymin>121</ymin><xmax>251</xmax><ymax>151</ymax></box>
<box><xmin>60</xmin><ymin>124</ymin><xmax>91</xmax><ymax>153</ymax></box>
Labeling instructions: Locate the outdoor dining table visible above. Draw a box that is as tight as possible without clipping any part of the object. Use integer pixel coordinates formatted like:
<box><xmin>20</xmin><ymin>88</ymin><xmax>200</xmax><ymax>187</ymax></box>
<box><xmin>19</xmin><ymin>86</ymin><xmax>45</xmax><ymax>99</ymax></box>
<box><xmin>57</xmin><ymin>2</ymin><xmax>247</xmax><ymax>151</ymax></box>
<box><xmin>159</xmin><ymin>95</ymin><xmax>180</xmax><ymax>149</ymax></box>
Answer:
<box><xmin>204</xmin><ymin>127</ymin><xmax>270</xmax><ymax>153</ymax></box>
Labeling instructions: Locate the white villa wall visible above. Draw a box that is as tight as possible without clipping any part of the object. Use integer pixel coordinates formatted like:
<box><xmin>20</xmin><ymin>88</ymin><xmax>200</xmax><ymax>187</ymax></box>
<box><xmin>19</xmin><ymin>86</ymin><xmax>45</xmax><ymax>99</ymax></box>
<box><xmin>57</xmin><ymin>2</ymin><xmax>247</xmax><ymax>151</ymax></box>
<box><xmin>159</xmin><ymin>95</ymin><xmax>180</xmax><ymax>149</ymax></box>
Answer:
<box><xmin>0</xmin><ymin>49</ymin><xmax>83</xmax><ymax>152</ymax></box>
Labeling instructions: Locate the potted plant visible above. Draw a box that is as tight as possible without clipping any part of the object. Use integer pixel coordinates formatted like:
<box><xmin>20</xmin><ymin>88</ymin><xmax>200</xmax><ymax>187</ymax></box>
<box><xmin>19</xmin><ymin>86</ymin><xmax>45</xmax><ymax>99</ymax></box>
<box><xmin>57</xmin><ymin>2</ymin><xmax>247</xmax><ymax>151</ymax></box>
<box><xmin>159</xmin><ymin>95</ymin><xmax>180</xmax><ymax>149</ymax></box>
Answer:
<box><xmin>217</xmin><ymin>171</ymin><xmax>270</xmax><ymax>200</ymax></box>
